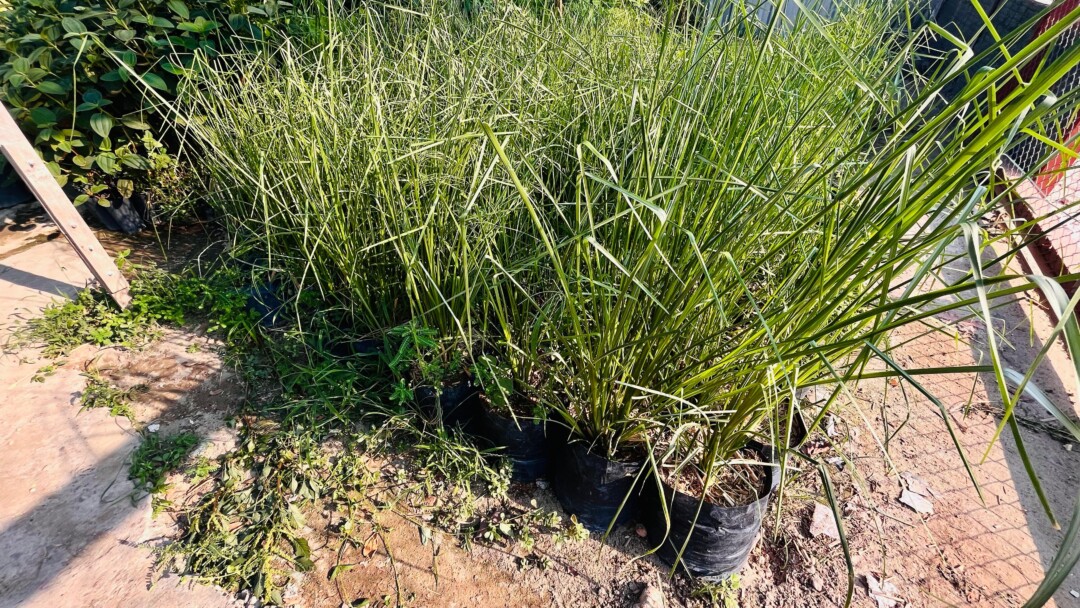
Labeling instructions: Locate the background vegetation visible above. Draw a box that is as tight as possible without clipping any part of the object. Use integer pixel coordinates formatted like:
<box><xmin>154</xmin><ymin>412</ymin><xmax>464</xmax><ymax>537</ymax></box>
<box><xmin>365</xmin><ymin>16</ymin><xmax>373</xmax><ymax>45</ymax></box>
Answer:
<box><xmin>0</xmin><ymin>0</ymin><xmax>285</xmax><ymax>205</ymax></box>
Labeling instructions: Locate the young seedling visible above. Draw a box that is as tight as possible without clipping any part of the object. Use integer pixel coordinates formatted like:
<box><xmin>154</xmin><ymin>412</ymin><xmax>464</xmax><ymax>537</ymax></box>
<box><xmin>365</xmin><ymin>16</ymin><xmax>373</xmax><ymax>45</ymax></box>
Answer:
<box><xmin>79</xmin><ymin>370</ymin><xmax>146</xmax><ymax>421</ymax></box>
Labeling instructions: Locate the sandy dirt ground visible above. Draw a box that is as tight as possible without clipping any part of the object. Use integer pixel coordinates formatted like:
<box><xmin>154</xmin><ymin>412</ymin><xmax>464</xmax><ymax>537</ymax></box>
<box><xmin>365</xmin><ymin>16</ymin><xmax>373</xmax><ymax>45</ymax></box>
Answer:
<box><xmin>0</xmin><ymin>209</ymin><xmax>239</xmax><ymax>608</ymax></box>
<box><xmin>1</xmin><ymin>207</ymin><xmax>1077</xmax><ymax>608</ymax></box>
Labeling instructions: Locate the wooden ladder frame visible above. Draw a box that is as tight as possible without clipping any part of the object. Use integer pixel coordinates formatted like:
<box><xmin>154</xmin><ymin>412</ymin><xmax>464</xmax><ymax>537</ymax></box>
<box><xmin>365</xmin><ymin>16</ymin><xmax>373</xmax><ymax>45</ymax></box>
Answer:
<box><xmin>0</xmin><ymin>104</ymin><xmax>130</xmax><ymax>308</ymax></box>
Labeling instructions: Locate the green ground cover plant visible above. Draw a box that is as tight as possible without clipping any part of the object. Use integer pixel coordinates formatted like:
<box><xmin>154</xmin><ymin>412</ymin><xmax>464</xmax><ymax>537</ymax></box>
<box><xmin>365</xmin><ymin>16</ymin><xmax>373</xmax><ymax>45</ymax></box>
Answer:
<box><xmin>79</xmin><ymin>368</ymin><xmax>144</xmax><ymax>419</ymax></box>
<box><xmin>17</xmin><ymin>263</ymin><xmax>536</xmax><ymax>602</ymax></box>
<box><xmin>15</xmin><ymin>257</ymin><xmax>259</xmax><ymax>354</ymax></box>
<box><xmin>129</xmin><ymin>429</ymin><xmax>200</xmax><ymax>496</ymax></box>
<box><xmin>19</xmin><ymin>287</ymin><xmax>163</xmax><ymax>356</ymax></box>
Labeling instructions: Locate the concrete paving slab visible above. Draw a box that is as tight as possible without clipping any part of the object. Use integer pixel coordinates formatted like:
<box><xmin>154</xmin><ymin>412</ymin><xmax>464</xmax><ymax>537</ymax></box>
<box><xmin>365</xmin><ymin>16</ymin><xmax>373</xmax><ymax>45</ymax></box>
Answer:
<box><xmin>0</xmin><ymin>235</ymin><xmax>232</xmax><ymax>608</ymax></box>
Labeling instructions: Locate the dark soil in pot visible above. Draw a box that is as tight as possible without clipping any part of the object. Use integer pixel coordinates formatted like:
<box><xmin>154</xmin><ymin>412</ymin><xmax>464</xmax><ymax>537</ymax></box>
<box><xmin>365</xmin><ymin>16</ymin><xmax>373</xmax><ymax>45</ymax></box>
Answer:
<box><xmin>416</xmin><ymin>381</ymin><xmax>480</xmax><ymax>430</ymax></box>
<box><xmin>550</xmin><ymin>437</ymin><xmax>644</xmax><ymax>532</ymax></box>
<box><xmin>473</xmin><ymin>402</ymin><xmax>549</xmax><ymax>482</ymax></box>
<box><xmin>641</xmin><ymin>442</ymin><xmax>778</xmax><ymax>579</ymax></box>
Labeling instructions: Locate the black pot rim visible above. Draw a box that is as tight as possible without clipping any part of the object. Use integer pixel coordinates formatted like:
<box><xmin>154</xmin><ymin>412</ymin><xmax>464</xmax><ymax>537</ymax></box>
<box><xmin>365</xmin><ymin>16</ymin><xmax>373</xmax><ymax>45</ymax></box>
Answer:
<box><xmin>479</xmin><ymin>398</ymin><xmax>550</xmax><ymax>425</ymax></box>
<box><xmin>652</xmin><ymin>441</ymin><xmax>778</xmax><ymax>510</ymax></box>
<box><xmin>564</xmin><ymin>435</ymin><xmax>648</xmax><ymax>468</ymax></box>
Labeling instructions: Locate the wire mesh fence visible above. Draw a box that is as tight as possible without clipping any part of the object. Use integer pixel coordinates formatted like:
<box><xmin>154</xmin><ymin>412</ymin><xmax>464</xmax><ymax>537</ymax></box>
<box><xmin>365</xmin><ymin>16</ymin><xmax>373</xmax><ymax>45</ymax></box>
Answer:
<box><xmin>981</xmin><ymin>0</ymin><xmax>1080</xmax><ymax>294</ymax></box>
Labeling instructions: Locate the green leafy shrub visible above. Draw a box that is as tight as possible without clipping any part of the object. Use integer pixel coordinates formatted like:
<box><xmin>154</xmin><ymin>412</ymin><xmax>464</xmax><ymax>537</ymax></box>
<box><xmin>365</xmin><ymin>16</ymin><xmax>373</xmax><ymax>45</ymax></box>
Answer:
<box><xmin>0</xmin><ymin>0</ymin><xmax>284</xmax><ymax>204</ymax></box>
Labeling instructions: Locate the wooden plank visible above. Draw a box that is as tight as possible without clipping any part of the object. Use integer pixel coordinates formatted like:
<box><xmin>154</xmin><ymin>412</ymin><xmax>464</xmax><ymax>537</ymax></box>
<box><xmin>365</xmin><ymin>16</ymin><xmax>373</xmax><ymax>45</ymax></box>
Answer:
<box><xmin>0</xmin><ymin>104</ymin><xmax>131</xmax><ymax>308</ymax></box>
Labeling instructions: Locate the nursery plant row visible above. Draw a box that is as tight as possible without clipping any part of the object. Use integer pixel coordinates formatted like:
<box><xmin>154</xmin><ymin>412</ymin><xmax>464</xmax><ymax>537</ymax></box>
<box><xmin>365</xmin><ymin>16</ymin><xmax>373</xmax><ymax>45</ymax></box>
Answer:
<box><xmin>6</xmin><ymin>0</ymin><xmax>1080</xmax><ymax>596</ymax></box>
<box><xmin>162</xmin><ymin>0</ymin><xmax>1080</xmax><ymax>590</ymax></box>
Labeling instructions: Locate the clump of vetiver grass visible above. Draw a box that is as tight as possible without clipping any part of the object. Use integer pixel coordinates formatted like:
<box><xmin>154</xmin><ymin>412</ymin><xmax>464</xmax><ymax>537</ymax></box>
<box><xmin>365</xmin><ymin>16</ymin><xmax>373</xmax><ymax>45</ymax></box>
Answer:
<box><xmin>171</xmin><ymin>0</ymin><xmax>911</xmax><ymax>451</ymax></box>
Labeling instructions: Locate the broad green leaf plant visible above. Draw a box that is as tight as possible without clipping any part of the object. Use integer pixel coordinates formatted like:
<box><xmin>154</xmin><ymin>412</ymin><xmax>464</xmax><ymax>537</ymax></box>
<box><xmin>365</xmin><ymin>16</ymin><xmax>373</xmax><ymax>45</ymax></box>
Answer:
<box><xmin>0</xmin><ymin>0</ymin><xmax>284</xmax><ymax>204</ymax></box>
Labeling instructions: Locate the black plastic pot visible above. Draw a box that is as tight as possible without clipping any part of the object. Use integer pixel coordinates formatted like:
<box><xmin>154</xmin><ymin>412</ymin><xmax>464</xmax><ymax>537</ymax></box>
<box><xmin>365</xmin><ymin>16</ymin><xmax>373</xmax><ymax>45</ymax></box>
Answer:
<box><xmin>641</xmin><ymin>443</ymin><xmax>778</xmax><ymax>580</ymax></box>
<box><xmin>474</xmin><ymin>404</ymin><xmax>549</xmax><ymax>482</ymax></box>
<box><xmin>0</xmin><ymin>162</ymin><xmax>33</xmax><ymax>209</ymax></box>
<box><xmin>785</xmin><ymin>408</ymin><xmax>809</xmax><ymax>449</ymax></box>
<box><xmin>243</xmin><ymin>281</ymin><xmax>285</xmax><ymax>327</ymax></box>
<box><xmin>550</xmin><ymin>438</ymin><xmax>644</xmax><ymax>532</ymax></box>
<box><xmin>91</xmin><ymin>196</ymin><xmax>145</xmax><ymax>234</ymax></box>
<box><xmin>416</xmin><ymin>381</ymin><xmax>480</xmax><ymax>430</ymax></box>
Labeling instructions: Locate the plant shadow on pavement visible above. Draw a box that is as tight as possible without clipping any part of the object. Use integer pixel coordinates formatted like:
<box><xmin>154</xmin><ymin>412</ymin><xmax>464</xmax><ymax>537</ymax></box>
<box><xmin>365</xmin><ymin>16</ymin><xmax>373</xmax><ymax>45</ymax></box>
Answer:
<box><xmin>935</xmin><ymin>243</ymin><xmax>1080</xmax><ymax>605</ymax></box>
<box><xmin>809</xmin><ymin>238</ymin><xmax>1080</xmax><ymax>607</ymax></box>
<box><xmin>0</xmin><ymin>259</ymin><xmax>259</xmax><ymax>605</ymax></box>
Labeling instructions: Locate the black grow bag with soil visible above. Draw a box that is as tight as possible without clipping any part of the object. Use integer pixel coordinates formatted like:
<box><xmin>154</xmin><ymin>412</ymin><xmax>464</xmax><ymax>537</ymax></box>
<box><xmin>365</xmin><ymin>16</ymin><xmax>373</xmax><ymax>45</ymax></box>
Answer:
<box><xmin>242</xmin><ymin>281</ymin><xmax>287</xmax><ymax>328</ymax></box>
<box><xmin>551</xmin><ymin>437</ymin><xmax>644</xmax><ymax>532</ymax></box>
<box><xmin>416</xmin><ymin>382</ymin><xmax>481</xmax><ymax>430</ymax></box>
<box><xmin>474</xmin><ymin>403</ymin><xmax>550</xmax><ymax>482</ymax></box>
<box><xmin>641</xmin><ymin>442</ymin><xmax>778</xmax><ymax>579</ymax></box>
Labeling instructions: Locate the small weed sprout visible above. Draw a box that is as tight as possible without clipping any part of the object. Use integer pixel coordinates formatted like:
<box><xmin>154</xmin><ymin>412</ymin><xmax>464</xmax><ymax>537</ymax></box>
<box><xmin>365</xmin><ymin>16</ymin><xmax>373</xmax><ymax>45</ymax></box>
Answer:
<box><xmin>79</xmin><ymin>370</ymin><xmax>146</xmax><ymax>421</ymax></box>
<box><xmin>691</xmin><ymin>575</ymin><xmax>742</xmax><ymax>608</ymax></box>
<box><xmin>475</xmin><ymin>498</ymin><xmax>569</xmax><ymax>553</ymax></box>
<box><xmin>187</xmin><ymin>456</ymin><xmax>218</xmax><ymax>481</ymax></box>
<box><xmin>554</xmin><ymin>515</ymin><xmax>590</xmax><ymax>545</ymax></box>
<box><xmin>471</xmin><ymin>354</ymin><xmax>514</xmax><ymax>412</ymax></box>
<box><xmin>31</xmin><ymin>361</ymin><xmax>63</xmax><ymax>383</ymax></box>
<box><xmin>381</xmin><ymin>322</ymin><xmax>439</xmax><ymax>381</ymax></box>
<box><xmin>129</xmin><ymin>431</ymin><xmax>200</xmax><ymax>500</ymax></box>
<box><xmin>389</xmin><ymin>378</ymin><xmax>414</xmax><ymax>407</ymax></box>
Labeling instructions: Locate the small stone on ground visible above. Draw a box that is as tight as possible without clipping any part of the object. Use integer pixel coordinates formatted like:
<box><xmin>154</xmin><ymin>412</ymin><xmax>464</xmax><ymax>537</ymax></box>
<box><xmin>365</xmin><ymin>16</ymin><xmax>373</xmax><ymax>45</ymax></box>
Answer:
<box><xmin>809</xmin><ymin>501</ymin><xmax>841</xmax><ymax>540</ymax></box>
<box><xmin>899</xmin><ymin>471</ymin><xmax>933</xmax><ymax>497</ymax></box>
<box><xmin>898</xmin><ymin>489</ymin><xmax>934</xmax><ymax>515</ymax></box>
<box><xmin>865</xmin><ymin>573</ymin><xmax>902</xmax><ymax>608</ymax></box>
<box><xmin>634</xmin><ymin>583</ymin><xmax>665</xmax><ymax>608</ymax></box>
